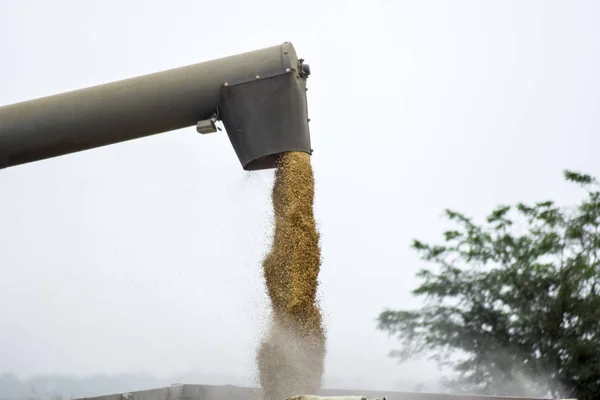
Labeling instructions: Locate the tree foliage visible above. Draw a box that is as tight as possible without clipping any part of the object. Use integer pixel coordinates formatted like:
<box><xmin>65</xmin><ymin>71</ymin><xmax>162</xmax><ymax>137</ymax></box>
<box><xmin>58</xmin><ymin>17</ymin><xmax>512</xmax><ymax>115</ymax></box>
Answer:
<box><xmin>377</xmin><ymin>171</ymin><xmax>600</xmax><ymax>399</ymax></box>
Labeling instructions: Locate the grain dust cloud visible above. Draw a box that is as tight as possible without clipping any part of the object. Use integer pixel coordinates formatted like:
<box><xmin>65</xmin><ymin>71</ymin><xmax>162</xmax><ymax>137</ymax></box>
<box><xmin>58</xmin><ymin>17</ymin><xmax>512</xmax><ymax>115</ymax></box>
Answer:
<box><xmin>257</xmin><ymin>151</ymin><xmax>326</xmax><ymax>400</ymax></box>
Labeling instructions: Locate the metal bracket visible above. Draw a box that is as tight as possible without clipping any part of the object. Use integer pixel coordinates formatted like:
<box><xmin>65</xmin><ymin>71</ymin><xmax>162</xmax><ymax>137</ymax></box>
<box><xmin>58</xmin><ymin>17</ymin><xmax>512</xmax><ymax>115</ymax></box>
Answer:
<box><xmin>223</xmin><ymin>67</ymin><xmax>292</xmax><ymax>88</ymax></box>
<box><xmin>196</xmin><ymin>111</ymin><xmax>222</xmax><ymax>135</ymax></box>
<box><xmin>281</xmin><ymin>42</ymin><xmax>293</xmax><ymax>71</ymax></box>
<box><xmin>298</xmin><ymin>58</ymin><xmax>311</xmax><ymax>78</ymax></box>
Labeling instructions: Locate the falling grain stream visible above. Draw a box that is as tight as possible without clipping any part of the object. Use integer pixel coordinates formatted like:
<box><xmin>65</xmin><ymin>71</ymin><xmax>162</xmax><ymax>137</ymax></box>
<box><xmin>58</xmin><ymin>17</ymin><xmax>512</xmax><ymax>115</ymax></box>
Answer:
<box><xmin>257</xmin><ymin>151</ymin><xmax>326</xmax><ymax>400</ymax></box>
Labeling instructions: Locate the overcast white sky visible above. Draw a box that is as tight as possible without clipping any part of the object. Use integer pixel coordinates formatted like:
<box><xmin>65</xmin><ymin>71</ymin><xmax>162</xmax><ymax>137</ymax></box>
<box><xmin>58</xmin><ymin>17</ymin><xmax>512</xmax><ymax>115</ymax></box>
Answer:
<box><xmin>1</xmin><ymin>0</ymin><xmax>600</xmax><ymax>393</ymax></box>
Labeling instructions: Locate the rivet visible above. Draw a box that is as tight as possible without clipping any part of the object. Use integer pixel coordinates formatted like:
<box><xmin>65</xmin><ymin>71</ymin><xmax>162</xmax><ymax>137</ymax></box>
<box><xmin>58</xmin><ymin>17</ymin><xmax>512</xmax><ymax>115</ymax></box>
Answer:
<box><xmin>256</xmin><ymin>75</ymin><xmax>260</xmax><ymax>79</ymax></box>
<box><xmin>224</xmin><ymin>82</ymin><xmax>229</xmax><ymax>86</ymax></box>
<box><xmin>286</xmin><ymin>68</ymin><xmax>291</xmax><ymax>73</ymax></box>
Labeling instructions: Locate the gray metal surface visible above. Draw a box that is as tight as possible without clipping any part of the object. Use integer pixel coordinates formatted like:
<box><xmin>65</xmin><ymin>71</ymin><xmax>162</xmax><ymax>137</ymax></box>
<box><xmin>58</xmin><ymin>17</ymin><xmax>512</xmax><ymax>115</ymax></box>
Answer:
<box><xmin>0</xmin><ymin>42</ymin><xmax>304</xmax><ymax>169</ymax></box>
<box><xmin>219</xmin><ymin>69</ymin><xmax>311</xmax><ymax>170</ymax></box>
<box><xmin>74</xmin><ymin>384</ymin><xmax>567</xmax><ymax>400</ymax></box>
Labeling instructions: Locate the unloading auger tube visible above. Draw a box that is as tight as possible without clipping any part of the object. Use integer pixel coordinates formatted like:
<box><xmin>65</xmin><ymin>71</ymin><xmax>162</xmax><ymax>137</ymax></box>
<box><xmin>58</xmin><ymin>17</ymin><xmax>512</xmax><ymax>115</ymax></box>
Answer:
<box><xmin>0</xmin><ymin>42</ymin><xmax>312</xmax><ymax>171</ymax></box>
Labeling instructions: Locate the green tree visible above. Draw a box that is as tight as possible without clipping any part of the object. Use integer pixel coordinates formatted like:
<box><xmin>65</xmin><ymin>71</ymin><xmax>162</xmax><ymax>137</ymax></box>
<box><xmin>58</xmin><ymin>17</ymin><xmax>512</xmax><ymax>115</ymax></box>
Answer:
<box><xmin>377</xmin><ymin>171</ymin><xmax>600</xmax><ymax>400</ymax></box>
